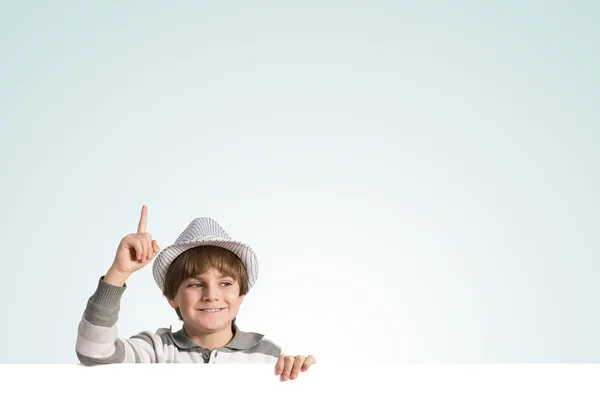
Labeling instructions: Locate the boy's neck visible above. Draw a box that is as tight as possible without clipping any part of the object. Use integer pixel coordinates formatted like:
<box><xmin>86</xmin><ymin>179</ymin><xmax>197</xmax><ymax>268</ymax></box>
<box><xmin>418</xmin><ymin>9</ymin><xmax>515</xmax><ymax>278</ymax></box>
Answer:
<box><xmin>183</xmin><ymin>323</ymin><xmax>234</xmax><ymax>350</ymax></box>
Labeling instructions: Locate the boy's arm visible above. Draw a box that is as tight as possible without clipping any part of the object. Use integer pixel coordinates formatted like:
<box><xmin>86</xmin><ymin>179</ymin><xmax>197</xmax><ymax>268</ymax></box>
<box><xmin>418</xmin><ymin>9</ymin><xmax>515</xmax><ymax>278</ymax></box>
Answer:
<box><xmin>77</xmin><ymin>205</ymin><xmax>162</xmax><ymax>365</ymax></box>
<box><xmin>76</xmin><ymin>275</ymin><xmax>158</xmax><ymax>365</ymax></box>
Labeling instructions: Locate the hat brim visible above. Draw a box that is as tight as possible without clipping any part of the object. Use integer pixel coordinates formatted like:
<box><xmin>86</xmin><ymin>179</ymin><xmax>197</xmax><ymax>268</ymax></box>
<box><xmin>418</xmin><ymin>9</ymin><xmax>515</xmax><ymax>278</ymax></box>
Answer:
<box><xmin>152</xmin><ymin>238</ymin><xmax>258</xmax><ymax>292</ymax></box>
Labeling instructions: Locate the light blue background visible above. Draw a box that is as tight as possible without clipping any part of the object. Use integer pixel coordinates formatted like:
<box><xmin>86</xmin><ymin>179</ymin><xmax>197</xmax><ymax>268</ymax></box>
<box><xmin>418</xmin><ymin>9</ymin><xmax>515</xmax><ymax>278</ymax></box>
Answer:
<box><xmin>0</xmin><ymin>1</ymin><xmax>598</xmax><ymax>363</ymax></box>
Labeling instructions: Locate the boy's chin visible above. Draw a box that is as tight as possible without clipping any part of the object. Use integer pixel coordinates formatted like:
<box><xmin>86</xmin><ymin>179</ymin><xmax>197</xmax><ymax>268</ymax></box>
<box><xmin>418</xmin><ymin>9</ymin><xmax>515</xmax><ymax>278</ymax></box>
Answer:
<box><xmin>186</xmin><ymin>318</ymin><xmax>233</xmax><ymax>332</ymax></box>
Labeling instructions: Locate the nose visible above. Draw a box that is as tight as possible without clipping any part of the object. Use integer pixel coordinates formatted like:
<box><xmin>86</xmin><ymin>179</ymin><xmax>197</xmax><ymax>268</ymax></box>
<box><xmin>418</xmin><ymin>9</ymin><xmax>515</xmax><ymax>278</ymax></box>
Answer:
<box><xmin>201</xmin><ymin>284</ymin><xmax>219</xmax><ymax>301</ymax></box>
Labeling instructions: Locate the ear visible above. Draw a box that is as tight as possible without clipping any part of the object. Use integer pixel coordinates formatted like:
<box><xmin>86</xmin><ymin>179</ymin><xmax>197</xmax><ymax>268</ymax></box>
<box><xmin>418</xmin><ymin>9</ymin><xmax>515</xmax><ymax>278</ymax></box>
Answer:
<box><xmin>238</xmin><ymin>294</ymin><xmax>245</xmax><ymax>305</ymax></box>
<box><xmin>167</xmin><ymin>296</ymin><xmax>178</xmax><ymax>309</ymax></box>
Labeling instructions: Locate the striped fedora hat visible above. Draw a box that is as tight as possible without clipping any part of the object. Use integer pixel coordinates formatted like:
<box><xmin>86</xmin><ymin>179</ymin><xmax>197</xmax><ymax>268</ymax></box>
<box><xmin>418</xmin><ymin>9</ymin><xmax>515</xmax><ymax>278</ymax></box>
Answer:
<box><xmin>152</xmin><ymin>217</ymin><xmax>259</xmax><ymax>292</ymax></box>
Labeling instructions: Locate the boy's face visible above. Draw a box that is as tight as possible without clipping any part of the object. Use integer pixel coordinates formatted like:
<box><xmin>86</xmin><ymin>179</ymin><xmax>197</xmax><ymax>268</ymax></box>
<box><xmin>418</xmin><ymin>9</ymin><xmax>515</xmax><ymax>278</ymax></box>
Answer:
<box><xmin>167</xmin><ymin>267</ymin><xmax>245</xmax><ymax>335</ymax></box>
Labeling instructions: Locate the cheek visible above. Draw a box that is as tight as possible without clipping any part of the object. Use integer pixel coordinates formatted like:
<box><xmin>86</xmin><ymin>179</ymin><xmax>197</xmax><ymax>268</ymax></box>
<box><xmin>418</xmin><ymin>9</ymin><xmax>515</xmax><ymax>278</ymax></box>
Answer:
<box><xmin>226</xmin><ymin>293</ymin><xmax>244</xmax><ymax>308</ymax></box>
<box><xmin>179</xmin><ymin>290</ymin><xmax>199</xmax><ymax>306</ymax></box>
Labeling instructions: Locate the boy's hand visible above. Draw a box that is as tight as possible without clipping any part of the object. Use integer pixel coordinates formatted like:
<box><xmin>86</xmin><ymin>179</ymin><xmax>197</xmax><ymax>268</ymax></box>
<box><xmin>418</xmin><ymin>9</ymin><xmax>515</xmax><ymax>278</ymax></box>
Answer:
<box><xmin>106</xmin><ymin>205</ymin><xmax>160</xmax><ymax>286</ymax></box>
<box><xmin>275</xmin><ymin>354</ymin><xmax>316</xmax><ymax>382</ymax></box>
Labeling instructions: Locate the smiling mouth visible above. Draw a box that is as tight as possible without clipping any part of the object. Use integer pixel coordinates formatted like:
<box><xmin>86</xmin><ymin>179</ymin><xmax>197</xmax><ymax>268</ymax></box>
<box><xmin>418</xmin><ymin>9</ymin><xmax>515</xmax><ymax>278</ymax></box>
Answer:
<box><xmin>197</xmin><ymin>308</ymin><xmax>227</xmax><ymax>313</ymax></box>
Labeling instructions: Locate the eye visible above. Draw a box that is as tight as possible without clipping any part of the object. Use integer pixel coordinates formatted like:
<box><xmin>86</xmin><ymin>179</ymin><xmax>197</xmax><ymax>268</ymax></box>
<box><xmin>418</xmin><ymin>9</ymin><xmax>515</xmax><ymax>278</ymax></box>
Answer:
<box><xmin>221</xmin><ymin>282</ymin><xmax>233</xmax><ymax>287</ymax></box>
<box><xmin>189</xmin><ymin>283</ymin><xmax>203</xmax><ymax>288</ymax></box>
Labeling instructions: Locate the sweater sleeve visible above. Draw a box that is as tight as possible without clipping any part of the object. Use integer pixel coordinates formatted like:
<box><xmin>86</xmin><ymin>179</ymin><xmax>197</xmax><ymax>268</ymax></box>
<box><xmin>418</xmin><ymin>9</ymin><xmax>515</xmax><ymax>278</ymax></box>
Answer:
<box><xmin>76</xmin><ymin>277</ymin><xmax>160</xmax><ymax>365</ymax></box>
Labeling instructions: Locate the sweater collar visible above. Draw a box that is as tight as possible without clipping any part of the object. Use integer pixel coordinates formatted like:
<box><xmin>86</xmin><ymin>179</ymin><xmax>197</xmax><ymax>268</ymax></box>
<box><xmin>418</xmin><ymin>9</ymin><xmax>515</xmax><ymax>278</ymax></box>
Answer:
<box><xmin>170</xmin><ymin>322</ymin><xmax>264</xmax><ymax>350</ymax></box>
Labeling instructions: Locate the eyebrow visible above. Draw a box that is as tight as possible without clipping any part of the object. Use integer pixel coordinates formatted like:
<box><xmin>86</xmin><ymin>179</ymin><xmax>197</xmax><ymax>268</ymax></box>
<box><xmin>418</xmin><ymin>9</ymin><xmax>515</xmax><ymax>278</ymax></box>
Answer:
<box><xmin>190</xmin><ymin>273</ymin><xmax>235</xmax><ymax>280</ymax></box>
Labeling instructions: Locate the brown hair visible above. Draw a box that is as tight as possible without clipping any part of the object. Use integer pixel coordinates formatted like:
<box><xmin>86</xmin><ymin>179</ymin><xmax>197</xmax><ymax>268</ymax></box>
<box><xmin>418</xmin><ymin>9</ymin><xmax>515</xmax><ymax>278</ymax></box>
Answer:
<box><xmin>163</xmin><ymin>245</ymin><xmax>249</xmax><ymax>321</ymax></box>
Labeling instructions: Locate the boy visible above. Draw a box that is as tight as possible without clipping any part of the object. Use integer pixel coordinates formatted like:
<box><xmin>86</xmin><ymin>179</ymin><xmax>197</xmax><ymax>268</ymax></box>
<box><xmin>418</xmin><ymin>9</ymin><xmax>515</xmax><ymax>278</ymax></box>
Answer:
<box><xmin>76</xmin><ymin>205</ymin><xmax>315</xmax><ymax>381</ymax></box>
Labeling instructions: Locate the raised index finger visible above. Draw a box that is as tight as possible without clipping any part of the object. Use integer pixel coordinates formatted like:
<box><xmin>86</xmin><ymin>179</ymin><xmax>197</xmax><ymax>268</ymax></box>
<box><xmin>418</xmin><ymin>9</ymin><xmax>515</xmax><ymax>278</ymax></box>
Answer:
<box><xmin>137</xmin><ymin>205</ymin><xmax>148</xmax><ymax>233</ymax></box>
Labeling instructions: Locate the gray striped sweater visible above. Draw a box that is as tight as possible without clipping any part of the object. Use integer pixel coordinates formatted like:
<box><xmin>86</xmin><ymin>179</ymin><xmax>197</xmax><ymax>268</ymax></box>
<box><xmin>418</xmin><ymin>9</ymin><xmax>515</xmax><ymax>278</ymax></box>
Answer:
<box><xmin>76</xmin><ymin>278</ymin><xmax>282</xmax><ymax>364</ymax></box>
